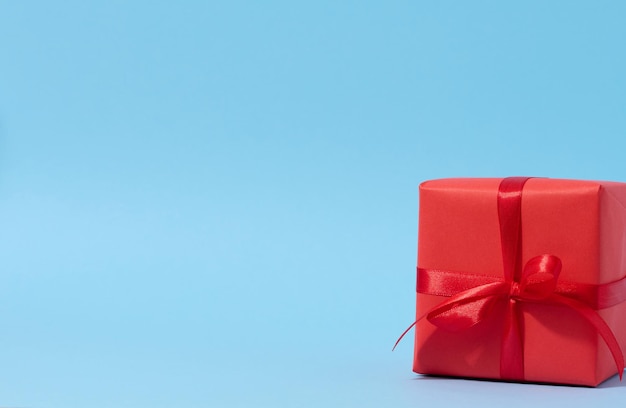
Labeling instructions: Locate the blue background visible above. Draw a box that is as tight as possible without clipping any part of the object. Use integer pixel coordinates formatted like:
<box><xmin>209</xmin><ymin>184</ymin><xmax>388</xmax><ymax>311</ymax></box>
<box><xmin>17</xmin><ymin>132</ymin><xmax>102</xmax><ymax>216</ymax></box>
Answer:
<box><xmin>1</xmin><ymin>1</ymin><xmax>625</xmax><ymax>407</ymax></box>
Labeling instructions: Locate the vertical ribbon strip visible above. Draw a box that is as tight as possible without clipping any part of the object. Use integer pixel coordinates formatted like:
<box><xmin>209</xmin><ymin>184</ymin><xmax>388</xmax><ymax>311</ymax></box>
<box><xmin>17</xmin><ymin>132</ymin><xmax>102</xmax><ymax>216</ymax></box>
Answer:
<box><xmin>497</xmin><ymin>177</ymin><xmax>530</xmax><ymax>380</ymax></box>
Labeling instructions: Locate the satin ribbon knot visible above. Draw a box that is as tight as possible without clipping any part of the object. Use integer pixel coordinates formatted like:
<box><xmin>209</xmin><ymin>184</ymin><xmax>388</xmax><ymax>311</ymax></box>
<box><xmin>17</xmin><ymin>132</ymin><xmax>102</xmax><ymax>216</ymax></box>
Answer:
<box><xmin>509</xmin><ymin>281</ymin><xmax>521</xmax><ymax>298</ymax></box>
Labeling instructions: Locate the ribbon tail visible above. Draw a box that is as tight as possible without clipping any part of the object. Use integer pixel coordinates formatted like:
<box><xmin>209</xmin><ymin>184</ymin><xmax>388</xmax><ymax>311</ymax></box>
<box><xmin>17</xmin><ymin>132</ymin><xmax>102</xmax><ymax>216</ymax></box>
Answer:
<box><xmin>550</xmin><ymin>294</ymin><xmax>624</xmax><ymax>380</ymax></box>
<box><xmin>393</xmin><ymin>308</ymin><xmax>434</xmax><ymax>351</ymax></box>
<box><xmin>392</xmin><ymin>321</ymin><xmax>416</xmax><ymax>351</ymax></box>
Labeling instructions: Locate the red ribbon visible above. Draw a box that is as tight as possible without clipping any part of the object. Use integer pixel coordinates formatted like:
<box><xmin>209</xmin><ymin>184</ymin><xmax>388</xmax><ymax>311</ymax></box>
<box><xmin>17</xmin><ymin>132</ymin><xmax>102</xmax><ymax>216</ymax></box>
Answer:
<box><xmin>398</xmin><ymin>177</ymin><xmax>625</xmax><ymax>381</ymax></box>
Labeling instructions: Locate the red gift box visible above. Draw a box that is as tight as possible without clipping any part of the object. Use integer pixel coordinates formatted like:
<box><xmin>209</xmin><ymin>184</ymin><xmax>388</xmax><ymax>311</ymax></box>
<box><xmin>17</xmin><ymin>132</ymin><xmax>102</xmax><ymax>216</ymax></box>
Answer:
<box><xmin>413</xmin><ymin>177</ymin><xmax>626</xmax><ymax>386</ymax></box>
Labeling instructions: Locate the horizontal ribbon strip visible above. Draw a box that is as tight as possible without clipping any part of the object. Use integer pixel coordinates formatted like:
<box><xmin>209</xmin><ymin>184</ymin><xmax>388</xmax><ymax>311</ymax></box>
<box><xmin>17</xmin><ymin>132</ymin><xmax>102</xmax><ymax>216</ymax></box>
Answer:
<box><xmin>418</xmin><ymin>267</ymin><xmax>626</xmax><ymax>310</ymax></box>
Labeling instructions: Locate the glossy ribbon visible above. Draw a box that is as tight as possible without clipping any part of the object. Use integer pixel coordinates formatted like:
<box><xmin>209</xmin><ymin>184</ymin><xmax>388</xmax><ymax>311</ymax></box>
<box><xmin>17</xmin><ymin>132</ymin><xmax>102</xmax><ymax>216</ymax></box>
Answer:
<box><xmin>401</xmin><ymin>177</ymin><xmax>625</xmax><ymax>381</ymax></box>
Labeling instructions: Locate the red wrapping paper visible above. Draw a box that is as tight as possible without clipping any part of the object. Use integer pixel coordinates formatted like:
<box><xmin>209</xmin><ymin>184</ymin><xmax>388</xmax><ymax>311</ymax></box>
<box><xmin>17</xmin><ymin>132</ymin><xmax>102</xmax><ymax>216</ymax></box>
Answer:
<box><xmin>414</xmin><ymin>178</ymin><xmax>626</xmax><ymax>386</ymax></box>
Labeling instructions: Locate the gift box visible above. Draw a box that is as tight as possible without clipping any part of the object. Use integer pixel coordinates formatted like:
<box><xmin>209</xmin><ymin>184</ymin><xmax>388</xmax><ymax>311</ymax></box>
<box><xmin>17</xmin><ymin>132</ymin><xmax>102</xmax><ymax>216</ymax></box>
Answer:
<box><xmin>414</xmin><ymin>177</ymin><xmax>626</xmax><ymax>386</ymax></box>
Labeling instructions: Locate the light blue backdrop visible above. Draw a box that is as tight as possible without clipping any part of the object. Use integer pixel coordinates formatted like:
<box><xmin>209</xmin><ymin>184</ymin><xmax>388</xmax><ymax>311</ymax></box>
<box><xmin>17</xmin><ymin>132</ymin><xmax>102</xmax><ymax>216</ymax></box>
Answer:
<box><xmin>1</xmin><ymin>1</ymin><xmax>625</xmax><ymax>407</ymax></box>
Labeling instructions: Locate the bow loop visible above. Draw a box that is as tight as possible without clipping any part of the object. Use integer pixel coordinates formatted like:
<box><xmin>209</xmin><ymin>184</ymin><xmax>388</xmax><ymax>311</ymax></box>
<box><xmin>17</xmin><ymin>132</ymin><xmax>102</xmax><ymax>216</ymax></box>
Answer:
<box><xmin>426</xmin><ymin>282</ymin><xmax>509</xmax><ymax>331</ymax></box>
<box><xmin>517</xmin><ymin>254</ymin><xmax>562</xmax><ymax>301</ymax></box>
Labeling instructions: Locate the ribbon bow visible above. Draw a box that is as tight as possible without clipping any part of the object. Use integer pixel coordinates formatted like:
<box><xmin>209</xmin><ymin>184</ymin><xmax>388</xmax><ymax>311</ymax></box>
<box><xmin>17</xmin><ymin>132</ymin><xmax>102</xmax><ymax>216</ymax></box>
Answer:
<box><xmin>427</xmin><ymin>254</ymin><xmax>562</xmax><ymax>332</ymax></box>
